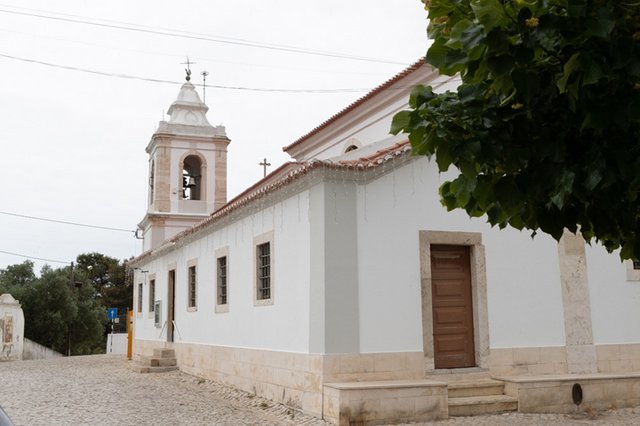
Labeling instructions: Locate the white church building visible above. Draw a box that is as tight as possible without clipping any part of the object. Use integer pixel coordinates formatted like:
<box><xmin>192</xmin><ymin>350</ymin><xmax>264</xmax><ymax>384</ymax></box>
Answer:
<box><xmin>130</xmin><ymin>61</ymin><xmax>640</xmax><ymax>424</ymax></box>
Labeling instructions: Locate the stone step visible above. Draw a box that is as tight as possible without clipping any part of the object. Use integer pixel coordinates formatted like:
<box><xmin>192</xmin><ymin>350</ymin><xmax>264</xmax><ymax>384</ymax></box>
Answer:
<box><xmin>140</xmin><ymin>356</ymin><xmax>177</xmax><ymax>367</ymax></box>
<box><xmin>448</xmin><ymin>394</ymin><xmax>518</xmax><ymax>416</ymax></box>
<box><xmin>448</xmin><ymin>379</ymin><xmax>505</xmax><ymax>398</ymax></box>
<box><xmin>130</xmin><ymin>364</ymin><xmax>179</xmax><ymax>374</ymax></box>
<box><xmin>153</xmin><ymin>348</ymin><xmax>175</xmax><ymax>359</ymax></box>
<box><xmin>426</xmin><ymin>368</ymin><xmax>492</xmax><ymax>383</ymax></box>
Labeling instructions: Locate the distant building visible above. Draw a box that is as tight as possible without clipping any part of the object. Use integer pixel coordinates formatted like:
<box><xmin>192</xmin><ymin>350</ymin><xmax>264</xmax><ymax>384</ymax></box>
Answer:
<box><xmin>130</xmin><ymin>62</ymin><xmax>640</xmax><ymax>424</ymax></box>
<box><xmin>0</xmin><ymin>293</ymin><xmax>24</xmax><ymax>360</ymax></box>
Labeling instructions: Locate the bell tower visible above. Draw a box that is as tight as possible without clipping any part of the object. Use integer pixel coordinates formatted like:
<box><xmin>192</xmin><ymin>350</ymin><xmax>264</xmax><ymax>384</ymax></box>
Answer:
<box><xmin>138</xmin><ymin>73</ymin><xmax>230</xmax><ymax>251</ymax></box>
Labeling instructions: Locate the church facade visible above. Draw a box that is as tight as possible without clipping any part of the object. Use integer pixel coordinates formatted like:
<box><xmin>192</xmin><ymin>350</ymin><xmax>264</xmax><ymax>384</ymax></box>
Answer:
<box><xmin>130</xmin><ymin>61</ymin><xmax>640</xmax><ymax>424</ymax></box>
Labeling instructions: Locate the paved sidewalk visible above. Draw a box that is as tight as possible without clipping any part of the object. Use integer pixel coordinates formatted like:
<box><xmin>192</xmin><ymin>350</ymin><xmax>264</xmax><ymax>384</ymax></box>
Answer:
<box><xmin>0</xmin><ymin>355</ymin><xmax>639</xmax><ymax>425</ymax></box>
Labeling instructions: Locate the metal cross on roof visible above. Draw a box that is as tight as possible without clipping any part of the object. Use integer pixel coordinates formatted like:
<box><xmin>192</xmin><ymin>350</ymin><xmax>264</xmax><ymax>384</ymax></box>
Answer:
<box><xmin>181</xmin><ymin>57</ymin><xmax>196</xmax><ymax>81</ymax></box>
<box><xmin>259</xmin><ymin>158</ymin><xmax>271</xmax><ymax>178</ymax></box>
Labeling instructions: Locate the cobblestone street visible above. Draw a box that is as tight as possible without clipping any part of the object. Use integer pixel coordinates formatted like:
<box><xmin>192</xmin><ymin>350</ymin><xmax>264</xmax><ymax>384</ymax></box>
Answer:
<box><xmin>0</xmin><ymin>355</ymin><xmax>639</xmax><ymax>425</ymax></box>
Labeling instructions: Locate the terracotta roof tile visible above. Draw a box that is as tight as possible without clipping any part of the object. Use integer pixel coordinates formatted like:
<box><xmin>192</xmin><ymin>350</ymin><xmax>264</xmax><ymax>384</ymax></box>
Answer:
<box><xmin>131</xmin><ymin>140</ymin><xmax>412</xmax><ymax>264</ymax></box>
<box><xmin>283</xmin><ymin>58</ymin><xmax>426</xmax><ymax>153</ymax></box>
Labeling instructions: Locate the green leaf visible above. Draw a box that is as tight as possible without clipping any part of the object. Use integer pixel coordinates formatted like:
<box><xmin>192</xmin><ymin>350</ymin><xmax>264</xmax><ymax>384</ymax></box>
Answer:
<box><xmin>584</xmin><ymin>167</ymin><xmax>603</xmax><ymax>191</ymax></box>
<box><xmin>557</xmin><ymin>53</ymin><xmax>580</xmax><ymax>94</ymax></box>
<box><xmin>390</xmin><ymin>111</ymin><xmax>411</xmax><ymax>135</ymax></box>
<box><xmin>445</xmin><ymin>19</ymin><xmax>473</xmax><ymax>49</ymax></box>
<box><xmin>586</xmin><ymin>6</ymin><xmax>615</xmax><ymax>38</ymax></box>
<box><xmin>408</xmin><ymin>126</ymin><xmax>427</xmax><ymax>152</ymax></box>
<box><xmin>487</xmin><ymin>54</ymin><xmax>515</xmax><ymax>77</ymax></box>
<box><xmin>426</xmin><ymin>38</ymin><xmax>450</xmax><ymax>70</ymax></box>
<box><xmin>512</xmin><ymin>68</ymin><xmax>539</xmax><ymax>102</ymax></box>
<box><xmin>471</xmin><ymin>0</ymin><xmax>508</xmax><ymax>32</ymax></box>
<box><xmin>582</xmin><ymin>56</ymin><xmax>604</xmax><ymax>86</ymax></box>
<box><xmin>408</xmin><ymin>84</ymin><xmax>433</xmax><ymax>108</ymax></box>
<box><xmin>435</xmin><ymin>142</ymin><xmax>453</xmax><ymax>171</ymax></box>
<box><xmin>486</xmin><ymin>29</ymin><xmax>508</xmax><ymax>54</ymax></box>
<box><xmin>460</xmin><ymin>23</ymin><xmax>485</xmax><ymax>51</ymax></box>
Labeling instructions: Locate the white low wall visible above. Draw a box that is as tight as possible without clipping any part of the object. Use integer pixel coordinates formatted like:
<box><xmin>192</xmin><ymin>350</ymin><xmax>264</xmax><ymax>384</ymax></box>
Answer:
<box><xmin>106</xmin><ymin>333</ymin><xmax>128</xmax><ymax>354</ymax></box>
<box><xmin>22</xmin><ymin>338</ymin><xmax>64</xmax><ymax>360</ymax></box>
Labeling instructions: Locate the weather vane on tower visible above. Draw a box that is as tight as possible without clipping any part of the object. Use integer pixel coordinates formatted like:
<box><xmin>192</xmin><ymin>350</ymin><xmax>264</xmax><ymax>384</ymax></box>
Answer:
<box><xmin>181</xmin><ymin>57</ymin><xmax>196</xmax><ymax>82</ymax></box>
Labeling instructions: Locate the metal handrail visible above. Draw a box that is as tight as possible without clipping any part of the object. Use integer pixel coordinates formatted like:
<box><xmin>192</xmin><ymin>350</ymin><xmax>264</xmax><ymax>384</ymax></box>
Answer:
<box><xmin>157</xmin><ymin>320</ymin><xmax>167</xmax><ymax>339</ymax></box>
<box><xmin>172</xmin><ymin>320</ymin><xmax>182</xmax><ymax>340</ymax></box>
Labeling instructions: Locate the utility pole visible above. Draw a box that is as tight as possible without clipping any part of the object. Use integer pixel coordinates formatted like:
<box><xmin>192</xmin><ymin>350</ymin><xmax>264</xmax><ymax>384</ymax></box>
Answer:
<box><xmin>67</xmin><ymin>261</ymin><xmax>74</xmax><ymax>356</ymax></box>
<box><xmin>201</xmin><ymin>70</ymin><xmax>209</xmax><ymax>104</ymax></box>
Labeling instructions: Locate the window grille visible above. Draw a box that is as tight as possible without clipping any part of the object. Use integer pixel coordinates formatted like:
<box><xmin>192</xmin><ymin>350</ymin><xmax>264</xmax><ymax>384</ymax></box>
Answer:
<box><xmin>257</xmin><ymin>242</ymin><xmax>271</xmax><ymax>300</ymax></box>
<box><xmin>148</xmin><ymin>279</ymin><xmax>155</xmax><ymax>312</ymax></box>
<box><xmin>188</xmin><ymin>265</ymin><xmax>197</xmax><ymax>308</ymax></box>
<box><xmin>217</xmin><ymin>256</ymin><xmax>227</xmax><ymax>305</ymax></box>
<box><xmin>137</xmin><ymin>283</ymin><xmax>143</xmax><ymax>313</ymax></box>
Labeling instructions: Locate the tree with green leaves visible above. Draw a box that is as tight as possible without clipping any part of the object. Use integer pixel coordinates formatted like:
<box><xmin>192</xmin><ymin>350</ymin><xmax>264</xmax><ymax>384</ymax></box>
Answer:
<box><xmin>76</xmin><ymin>252</ymin><xmax>131</xmax><ymax>311</ymax></box>
<box><xmin>0</xmin><ymin>260</ymin><xmax>36</xmax><ymax>295</ymax></box>
<box><xmin>20</xmin><ymin>265</ymin><xmax>78</xmax><ymax>353</ymax></box>
<box><xmin>0</xmin><ymin>256</ymin><xmax>113</xmax><ymax>355</ymax></box>
<box><xmin>392</xmin><ymin>0</ymin><xmax>640</xmax><ymax>258</ymax></box>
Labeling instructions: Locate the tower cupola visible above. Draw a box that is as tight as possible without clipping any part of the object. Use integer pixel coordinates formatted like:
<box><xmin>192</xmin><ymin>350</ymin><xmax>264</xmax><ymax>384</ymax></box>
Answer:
<box><xmin>138</xmin><ymin>78</ymin><xmax>230</xmax><ymax>251</ymax></box>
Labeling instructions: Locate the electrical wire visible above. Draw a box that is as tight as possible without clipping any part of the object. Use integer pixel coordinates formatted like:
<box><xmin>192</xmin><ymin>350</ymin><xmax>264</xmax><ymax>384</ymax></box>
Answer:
<box><xmin>0</xmin><ymin>7</ymin><xmax>409</xmax><ymax>66</ymax></box>
<box><xmin>0</xmin><ymin>210</ymin><xmax>134</xmax><ymax>233</ymax></box>
<box><xmin>0</xmin><ymin>52</ymin><xmax>377</xmax><ymax>93</ymax></box>
<box><xmin>0</xmin><ymin>27</ymin><xmax>392</xmax><ymax>77</ymax></box>
<box><xmin>0</xmin><ymin>249</ymin><xmax>70</xmax><ymax>265</ymax></box>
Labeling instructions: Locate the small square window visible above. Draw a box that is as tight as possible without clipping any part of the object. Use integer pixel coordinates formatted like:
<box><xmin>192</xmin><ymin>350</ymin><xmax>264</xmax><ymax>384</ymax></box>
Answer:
<box><xmin>633</xmin><ymin>260</ymin><xmax>640</xmax><ymax>270</ymax></box>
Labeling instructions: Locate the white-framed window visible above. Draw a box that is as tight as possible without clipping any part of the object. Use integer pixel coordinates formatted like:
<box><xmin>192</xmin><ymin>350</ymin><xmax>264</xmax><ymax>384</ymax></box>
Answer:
<box><xmin>215</xmin><ymin>247</ymin><xmax>229</xmax><ymax>313</ymax></box>
<box><xmin>148</xmin><ymin>277</ymin><xmax>156</xmax><ymax>316</ymax></box>
<box><xmin>254</xmin><ymin>231</ymin><xmax>274</xmax><ymax>306</ymax></box>
<box><xmin>187</xmin><ymin>259</ymin><xmax>197</xmax><ymax>311</ymax></box>
<box><xmin>137</xmin><ymin>282</ymin><xmax>143</xmax><ymax>313</ymax></box>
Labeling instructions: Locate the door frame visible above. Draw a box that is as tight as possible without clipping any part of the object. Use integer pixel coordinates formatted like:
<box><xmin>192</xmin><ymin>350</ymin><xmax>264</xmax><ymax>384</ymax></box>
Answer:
<box><xmin>167</xmin><ymin>268</ymin><xmax>176</xmax><ymax>343</ymax></box>
<box><xmin>419</xmin><ymin>230</ymin><xmax>490</xmax><ymax>371</ymax></box>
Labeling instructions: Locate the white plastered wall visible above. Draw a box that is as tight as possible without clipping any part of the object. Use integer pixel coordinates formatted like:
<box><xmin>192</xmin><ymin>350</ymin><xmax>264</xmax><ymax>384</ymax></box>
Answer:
<box><xmin>355</xmin><ymin>157</ymin><xmax>566</xmax><ymax>353</ymax></box>
<box><xmin>134</xmin><ymin>190</ymin><xmax>312</xmax><ymax>353</ymax></box>
<box><xmin>585</xmin><ymin>244</ymin><xmax>640</xmax><ymax>344</ymax></box>
<box><xmin>292</xmin><ymin>73</ymin><xmax>460</xmax><ymax>161</ymax></box>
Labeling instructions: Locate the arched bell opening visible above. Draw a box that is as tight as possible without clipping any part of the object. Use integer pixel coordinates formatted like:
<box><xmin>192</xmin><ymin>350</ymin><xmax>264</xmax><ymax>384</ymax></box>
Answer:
<box><xmin>182</xmin><ymin>155</ymin><xmax>202</xmax><ymax>200</ymax></box>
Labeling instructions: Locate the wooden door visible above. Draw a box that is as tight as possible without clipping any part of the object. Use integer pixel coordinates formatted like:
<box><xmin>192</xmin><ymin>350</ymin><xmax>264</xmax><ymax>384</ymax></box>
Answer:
<box><xmin>431</xmin><ymin>245</ymin><xmax>475</xmax><ymax>369</ymax></box>
<box><xmin>167</xmin><ymin>270</ymin><xmax>175</xmax><ymax>343</ymax></box>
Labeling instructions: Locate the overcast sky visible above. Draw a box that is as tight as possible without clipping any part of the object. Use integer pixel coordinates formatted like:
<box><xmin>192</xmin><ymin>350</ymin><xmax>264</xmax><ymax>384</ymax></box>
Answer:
<box><xmin>0</xmin><ymin>0</ymin><xmax>428</xmax><ymax>273</ymax></box>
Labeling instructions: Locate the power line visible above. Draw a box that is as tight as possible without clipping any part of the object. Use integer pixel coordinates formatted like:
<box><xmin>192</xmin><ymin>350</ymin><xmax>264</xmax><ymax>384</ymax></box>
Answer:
<box><xmin>0</xmin><ymin>210</ymin><xmax>134</xmax><ymax>233</ymax></box>
<box><xmin>0</xmin><ymin>52</ymin><xmax>375</xmax><ymax>93</ymax></box>
<box><xmin>0</xmin><ymin>249</ymin><xmax>70</xmax><ymax>265</ymax></box>
<box><xmin>0</xmin><ymin>7</ymin><xmax>409</xmax><ymax>66</ymax></box>
<box><xmin>0</xmin><ymin>27</ymin><xmax>391</xmax><ymax>77</ymax></box>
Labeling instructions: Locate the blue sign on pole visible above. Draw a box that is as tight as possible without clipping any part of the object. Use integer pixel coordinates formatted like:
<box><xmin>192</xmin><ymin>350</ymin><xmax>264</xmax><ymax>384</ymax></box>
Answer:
<box><xmin>107</xmin><ymin>308</ymin><xmax>118</xmax><ymax>320</ymax></box>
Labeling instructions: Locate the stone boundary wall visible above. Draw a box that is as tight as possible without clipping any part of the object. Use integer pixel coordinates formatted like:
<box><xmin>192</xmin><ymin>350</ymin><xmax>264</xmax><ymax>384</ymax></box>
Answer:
<box><xmin>22</xmin><ymin>338</ymin><xmax>63</xmax><ymax>360</ymax></box>
<box><xmin>489</xmin><ymin>344</ymin><xmax>640</xmax><ymax>376</ymax></box>
<box><xmin>500</xmin><ymin>372</ymin><xmax>640</xmax><ymax>413</ymax></box>
<box><xmin>106</xmin><ymin>334</ymin><xmax>128</xmax><ymax>354</ymax></box>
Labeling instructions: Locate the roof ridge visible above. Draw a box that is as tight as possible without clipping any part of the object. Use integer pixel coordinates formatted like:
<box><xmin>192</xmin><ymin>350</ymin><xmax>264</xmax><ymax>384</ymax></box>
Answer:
<box><xmin>131</xmin><ymin>140</ymin><xmax>413</xmax><ymax>264</ymax></box>
<box><xmin>282</xmin><ymin>58</ymin><xmax>427</xmax><ymax>153</ymax></box>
